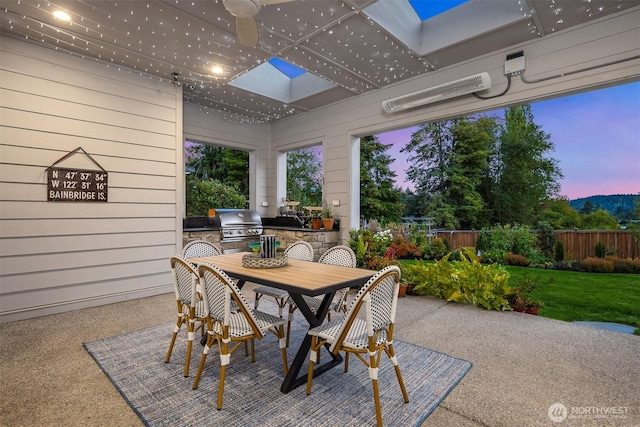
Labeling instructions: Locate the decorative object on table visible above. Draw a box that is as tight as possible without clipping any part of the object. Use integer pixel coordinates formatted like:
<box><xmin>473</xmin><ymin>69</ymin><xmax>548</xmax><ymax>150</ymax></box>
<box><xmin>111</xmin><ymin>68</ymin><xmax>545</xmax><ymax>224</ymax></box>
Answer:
<box><xmin>192</xmin><ymin>262</ymin><xmax>288</xmax><ymax>410</ymax></box>
<box><xmin>260</xmin><ymin>234</ymin><xmax>278</xmax><ymax>258</ymax></box>
<box><xmin>248</xmin><ymin>241</ymin><xmax>261</xmax><ymax>255</ymax></box>
<box><xmin>321</xmin><ymin>207</ymin><xmax>335</xmax><ymax>230</ymax></box>
<box><xmin>242</xmin><ymin>253</ymin><xmax>288</xmax><ymax>269</ymax></box>
<box><xmin>306</xmin><ymin>265</ymin><xmax>409</xmax><ymax>427</ymax></box>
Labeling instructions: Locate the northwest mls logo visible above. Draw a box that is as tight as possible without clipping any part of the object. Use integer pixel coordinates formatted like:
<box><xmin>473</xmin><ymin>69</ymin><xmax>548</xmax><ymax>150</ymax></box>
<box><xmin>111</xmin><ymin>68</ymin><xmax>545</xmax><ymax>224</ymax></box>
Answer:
<box><xmin>548</xmin><ymin>402</ymin><xmax>630</xmax><ymax>423</ymax></box>
<box><xmin>548</xmin><ymin>403</ymin><xmax>568</xmax><ymax>423</ymax></box>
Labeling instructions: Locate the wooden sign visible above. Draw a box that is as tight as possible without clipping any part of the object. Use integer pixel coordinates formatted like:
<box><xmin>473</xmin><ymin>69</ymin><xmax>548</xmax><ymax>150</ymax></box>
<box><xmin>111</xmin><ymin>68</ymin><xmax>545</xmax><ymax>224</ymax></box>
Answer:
<box><xmin>46</xmin><ymin>147</ymin><xmax>108</xmax><ymax>203</ymax></box>
<box><xmin>47</xmin><ymin>168</ymin><xmax>108</xmax><ymax>202</ymax></box>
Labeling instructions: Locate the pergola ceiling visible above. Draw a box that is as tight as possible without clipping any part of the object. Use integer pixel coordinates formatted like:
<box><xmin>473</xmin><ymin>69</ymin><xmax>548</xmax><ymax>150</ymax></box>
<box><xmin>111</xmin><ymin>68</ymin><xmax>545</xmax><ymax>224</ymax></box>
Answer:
<box><xmin>1</xmin><ymin>0</ymin><xmax>635</xmax><ymax>124</ymax></box>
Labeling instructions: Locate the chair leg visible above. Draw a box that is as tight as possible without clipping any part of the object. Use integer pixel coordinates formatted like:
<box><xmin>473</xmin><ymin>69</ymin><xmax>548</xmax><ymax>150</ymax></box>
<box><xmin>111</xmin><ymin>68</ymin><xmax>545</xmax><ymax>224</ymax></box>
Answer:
<box><xmin>164</xmin><ymin>316</ymin><xmax>182</xmax><ymax>363</ymax></box>
<box><xmin>184</xmin><ymin>317</ymin><xmax>196</xmax><ymax>377</ymax></box>
<box><xmin>368</xmin><ymin>347</ymin><xmax>383</xmax><ymax>427</ymax></box>
<box><xmin>277</xmin><ymin>325</ymin><xmax>288</xmax><ymax>376</ymax></box>
<box><xmin>387</xmin><ymin>343</ymin><xmax>409</xmax><ymax>403</ymax></box>
<box><xmin>192</xmin><ymin>333</ymin><xmax>213</xmax><ymax>390</ymax></box>
<box><xmin>306</xmin><ymin>336</ymin><xmax>318</xmax><ymax>395</ymax></box>
<box><xmin>286</xmin><ymin>306</ymin><xmax>296</xmax><ymax>347</ymax></box>
<box><xmin>217</xmin><ymin>337</ymin><xmax>231</xmax><ymax>410</ymax></box>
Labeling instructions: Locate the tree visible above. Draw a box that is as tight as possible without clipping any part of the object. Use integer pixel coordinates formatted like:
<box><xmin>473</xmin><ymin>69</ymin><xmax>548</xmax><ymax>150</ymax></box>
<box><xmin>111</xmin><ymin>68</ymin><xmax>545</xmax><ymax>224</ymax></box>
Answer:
<box><xmin>185</xmin><ymin>142</ymin><xmax>249</xmax><ymax>215</ymax></box>
<box><xmin>581</xmin><ymin>209</ymin><xmax>619</xmax><ymax>230</ymax></box>
<box><xmin>360</xmin><ymin>135</ymin><xmax>404</xmax><ymax>223</ymax></box>
<box><xmin>580</xmin><ymin>199</ymin><xmax>595</xmax><ymax>215</ymax></box>
<box><xmin>401</xmin><ymin>120</ymin><xmax>456</xmax><ymax>223</ymax></box>
<box><xmin>402</xmin><ymin>117</ymin><xmax>497</xmax><ymax>228</ymax></box>
<box><xmin>536</xmin><ymin>197</ymin><xmax>581</xmax><ymax>229</ymax></box>
<box><xmin>445</xmin><ymin>117</ymin><xmax>496</xmax><ymax>229</ymax></box>
<box><xmin>286</xmin><ymin>147</ymin><xmax>322</xmax><ymax>207</ymax></box>
<box><xmin>492</xmin><ymin>105</ymin><xmax>562</xmax><ymax>225</ymax></box>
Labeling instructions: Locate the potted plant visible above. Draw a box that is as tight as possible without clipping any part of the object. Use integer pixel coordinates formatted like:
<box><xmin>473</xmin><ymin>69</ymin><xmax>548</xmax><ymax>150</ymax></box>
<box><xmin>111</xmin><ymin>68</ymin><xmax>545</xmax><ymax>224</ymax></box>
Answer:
<box><xmin>305</xmin><ymin>207</ymin><xmax>323</xmax><ymax>229</ymax></box>
<box><xmin>321</xmin><ymin>207</ymin><xmax>335</xmax><ymax>230</ymax></box>
<box><xmin>507</xmin><ymin>274</ymin><xmax>549</xmax><ymax>315</ymax></box>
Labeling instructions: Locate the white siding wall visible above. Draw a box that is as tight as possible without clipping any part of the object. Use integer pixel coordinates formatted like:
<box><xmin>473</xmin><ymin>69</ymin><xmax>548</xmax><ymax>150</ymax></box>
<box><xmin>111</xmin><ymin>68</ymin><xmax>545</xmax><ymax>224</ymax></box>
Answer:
<box><xmin>270</xmin><ymin>8</ymin><xmax>640</xmax><ymax>239</ymax></box>
<box><xmin>0</xmin><ymin>37</ymin><xmax>182</xmax><ymax>322</ymax></box>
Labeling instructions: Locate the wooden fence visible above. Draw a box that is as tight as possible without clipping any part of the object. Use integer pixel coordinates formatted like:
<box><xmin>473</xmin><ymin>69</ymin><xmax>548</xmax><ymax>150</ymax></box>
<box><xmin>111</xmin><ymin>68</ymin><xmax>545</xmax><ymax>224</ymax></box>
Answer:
<box><xmin>433</xmin><ymin>230</ymin><xmax>639</xmax><ymax>260</ymax></box>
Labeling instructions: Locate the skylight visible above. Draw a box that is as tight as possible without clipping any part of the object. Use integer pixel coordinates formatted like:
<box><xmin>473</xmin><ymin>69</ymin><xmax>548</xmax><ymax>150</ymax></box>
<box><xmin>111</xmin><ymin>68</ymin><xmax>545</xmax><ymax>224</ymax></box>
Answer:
<box><xmin>268</xmin><ymin>58</ymin><xmax>306</xmax><ymax>79</ymax></box>
<box><xmin>408</xmin><ymin>0</ymin><xmax>468</xmax><ymax>20</ymax></box>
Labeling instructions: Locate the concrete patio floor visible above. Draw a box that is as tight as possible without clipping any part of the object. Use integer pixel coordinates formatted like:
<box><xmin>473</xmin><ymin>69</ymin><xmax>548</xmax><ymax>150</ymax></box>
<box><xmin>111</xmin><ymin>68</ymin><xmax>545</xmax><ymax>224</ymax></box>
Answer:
<box><xmin>1</xmin><ymin>286</ymin><xmax>638</xmax><ymax>426</ymax></box>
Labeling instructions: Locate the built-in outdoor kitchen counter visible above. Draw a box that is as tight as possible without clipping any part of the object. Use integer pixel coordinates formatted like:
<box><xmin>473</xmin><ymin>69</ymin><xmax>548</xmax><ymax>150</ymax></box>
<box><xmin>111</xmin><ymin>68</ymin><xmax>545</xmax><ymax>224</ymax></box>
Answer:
<box><xmin>183</xmin><ymin>214</ymin><xmax>339</xmax><ymax>261</ymax></box>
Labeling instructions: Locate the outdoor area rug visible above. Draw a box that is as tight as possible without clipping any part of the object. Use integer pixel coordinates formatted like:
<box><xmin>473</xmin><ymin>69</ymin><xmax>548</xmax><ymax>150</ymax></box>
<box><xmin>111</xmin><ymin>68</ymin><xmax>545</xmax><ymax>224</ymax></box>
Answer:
<box><xmin>84</xmin><ymin>320</ymin><xmax>471</xmax><ymax>426</ymax></box>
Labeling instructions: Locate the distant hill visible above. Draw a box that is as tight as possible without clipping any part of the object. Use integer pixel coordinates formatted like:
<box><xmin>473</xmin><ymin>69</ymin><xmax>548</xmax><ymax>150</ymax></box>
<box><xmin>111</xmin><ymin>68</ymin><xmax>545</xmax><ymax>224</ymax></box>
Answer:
<box><xmin>570</xmin><ymin>194</ymin><xmax>639</xmax><ymax>217</ymax></box>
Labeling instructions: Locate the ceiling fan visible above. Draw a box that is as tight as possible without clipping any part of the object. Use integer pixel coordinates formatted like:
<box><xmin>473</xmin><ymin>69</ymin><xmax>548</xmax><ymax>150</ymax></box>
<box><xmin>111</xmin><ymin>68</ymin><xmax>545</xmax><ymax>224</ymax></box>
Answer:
<box><xmin>222</xmin><ymin>0</ymin><xmax>296</xmax><ymax>48</ymax></box>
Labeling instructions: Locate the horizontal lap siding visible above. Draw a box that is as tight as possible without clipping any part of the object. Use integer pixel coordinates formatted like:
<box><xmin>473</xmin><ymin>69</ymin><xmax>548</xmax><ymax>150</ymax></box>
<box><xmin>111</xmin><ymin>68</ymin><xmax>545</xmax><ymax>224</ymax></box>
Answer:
<box><xmin>0</xmin><ymin>37</ymin><xmax>180</xmax><ymax>322</ymax></box>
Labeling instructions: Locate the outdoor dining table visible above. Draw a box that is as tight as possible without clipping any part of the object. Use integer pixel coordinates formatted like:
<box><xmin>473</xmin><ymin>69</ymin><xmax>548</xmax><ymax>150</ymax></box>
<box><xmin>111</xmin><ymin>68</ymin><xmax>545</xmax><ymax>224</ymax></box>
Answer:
<box><xmin>189</xmin><ymin>251</ymin><xmax>375</xmax><ymax>393</ymax></box>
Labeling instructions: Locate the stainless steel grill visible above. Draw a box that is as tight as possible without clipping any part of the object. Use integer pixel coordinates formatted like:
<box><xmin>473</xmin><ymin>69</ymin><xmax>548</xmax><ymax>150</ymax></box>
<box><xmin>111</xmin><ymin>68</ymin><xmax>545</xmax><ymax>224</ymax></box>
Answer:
<box><xmin>216</xmin><ymin>209</ymin><xmax>263</xmax><ymax>242</ymax></box>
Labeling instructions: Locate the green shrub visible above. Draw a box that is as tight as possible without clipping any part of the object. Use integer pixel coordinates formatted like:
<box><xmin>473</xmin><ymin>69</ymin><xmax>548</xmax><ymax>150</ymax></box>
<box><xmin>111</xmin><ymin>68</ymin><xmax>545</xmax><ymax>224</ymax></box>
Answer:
<box><xmin>186</xmin><ymin>178</ymin><xmax>247</xmax><ymax>216</ymax></box>
<box><xmin>409</xmin><ymin>248</ymin><xmax>511</xmax><ymax>311</ymax></box>
<box><xmin>505</xmin><ymin>253</ymin><xmax>530</xmax><ymax>267</ymax></box>
<box><xmin>595</xmin><ymin>242</ymin><xmax>607</xmax><ymax>258</ymax></box>
<box><xmin>581</xmin><ymin>257</ymin><xmax>614</xmax><ymax>273</ymax></box>
<box><xmin>422</xmin><ymin>237</ymin><xmax>448</xmax><ymax>260</ymax></box>
<box><xmin>605</xmin><ymin>256</ymin><xmax>640</xmax><ymax>274</ymax></box>
<box><xmin>554</xmin><ymin>240</ymin><xmax>565</xmax><ymax>262</ymax></box>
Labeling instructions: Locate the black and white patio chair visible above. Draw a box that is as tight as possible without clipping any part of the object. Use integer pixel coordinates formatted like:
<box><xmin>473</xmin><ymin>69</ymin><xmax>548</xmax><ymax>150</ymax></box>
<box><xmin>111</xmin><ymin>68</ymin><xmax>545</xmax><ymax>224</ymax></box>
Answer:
<box><xmin>192</xmin><ymin>261</ymin><xmax>289</xmax><ymax>409</ymax></box>
<box><xmin>182</xmin><ymin>239</ymin><xmax>223</xmax><ymax>258</ymax></box>
<box><xmin>165</xmin><ymin>255</ymin><xmax>206</xmax><ymax>377</ymax></box>
<box><xmin>318</xmin><ymin>245</ymin><xmax>357</xmax><ymax>320</ymax></box>
<box><xmin>283</xmin><ymin>244</ymin><xmax>357</xmax><ymax>346</ymax></box>
<box><xmin>305</xmin><ymin>265</ymin><xmax>409</xmax><ymax>427</ymax></box>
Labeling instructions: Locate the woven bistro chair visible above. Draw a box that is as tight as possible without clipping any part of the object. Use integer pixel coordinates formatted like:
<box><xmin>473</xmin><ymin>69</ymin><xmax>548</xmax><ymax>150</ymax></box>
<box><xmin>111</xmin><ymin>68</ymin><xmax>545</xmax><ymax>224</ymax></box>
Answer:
<box><xmin>283</xmin><ymin>245</ymin><xmax>357</xmax><ymax>344</ymax></box>
<box><xmin>192</xmin><ymin>261</ymin><xmax>289</xmax><ymax>410</ymax></box>
<box><xmin>253</xmin><ymin>240</ymin><xmax>314</xmax><ymax>323</ymax></box>
<box><xmin>306</xmin><ymin>265</ymin><xmax>409</xmax><ymax>427</ymax></box>
<box><xmin>182</xmin><ymin>240</ymin><xmax>223</xmax><ymax>259</ymax></box>
<box><xmin>165</xmin><ymin>255</ymin><xmax>206</xmax><ymax>377</ymax></box>
<box><xmin>318</xmin><ymin>245</ymin><xmax>357</xmax><ymax>321</ymax></box>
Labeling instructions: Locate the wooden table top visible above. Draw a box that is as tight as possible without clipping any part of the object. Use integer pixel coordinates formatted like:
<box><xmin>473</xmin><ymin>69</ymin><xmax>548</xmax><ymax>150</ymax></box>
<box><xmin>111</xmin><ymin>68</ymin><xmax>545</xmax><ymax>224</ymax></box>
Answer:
<box><xmin>189</xmin><ymin>252</ymin><xmax>375</xmax><ymax>296</ymax></box>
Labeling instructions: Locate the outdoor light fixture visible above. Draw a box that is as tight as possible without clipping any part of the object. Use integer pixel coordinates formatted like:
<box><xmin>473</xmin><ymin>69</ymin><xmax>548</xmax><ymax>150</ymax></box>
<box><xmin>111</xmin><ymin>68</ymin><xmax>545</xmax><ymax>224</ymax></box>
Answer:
<box><xmin>382</xmin><ymin>72</ymin><xmax>492</xmax><ymax>113</ymax></box>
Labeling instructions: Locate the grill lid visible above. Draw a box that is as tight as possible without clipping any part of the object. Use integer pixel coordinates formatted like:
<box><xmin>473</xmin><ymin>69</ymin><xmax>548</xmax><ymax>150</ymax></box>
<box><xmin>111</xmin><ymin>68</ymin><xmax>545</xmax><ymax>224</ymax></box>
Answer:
<box><xmin>216</xmin><ymin>209</ymin><xmax>263</xmax><ymax>241</ymax></box>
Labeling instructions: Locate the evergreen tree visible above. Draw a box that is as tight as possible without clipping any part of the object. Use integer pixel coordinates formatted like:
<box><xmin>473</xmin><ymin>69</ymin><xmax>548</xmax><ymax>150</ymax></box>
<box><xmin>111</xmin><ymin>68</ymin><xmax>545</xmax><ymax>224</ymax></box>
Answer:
<box><xmin>493</xmin><ymin>105</ymin><xmax>562</xmax><ymax>225</ymax></box>
<box><xmin>445</xmin><ymin>117</ymin><xmax>496</xmax><ymax>228</ymax></box>
<box><xmin>580</xmin><ymin>199</ymin><xmax>595</xmax><ymax>214</ymax></box>
<box><xmin>401</xmin><ymin>120</ymin><xmax>456</xmax><ymax>223</ymax></box>
<box><xmin>360</xmin><ymin>135</ymin><xmax>404</xmax><ymax>223</ymax></box>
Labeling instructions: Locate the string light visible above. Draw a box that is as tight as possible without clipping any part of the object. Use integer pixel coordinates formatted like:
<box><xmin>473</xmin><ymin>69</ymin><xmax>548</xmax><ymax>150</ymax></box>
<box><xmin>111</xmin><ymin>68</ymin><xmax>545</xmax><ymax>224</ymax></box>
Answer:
<box><xmin>0</xmin><ymin>0</ymin><xmax>625</xmax><ymax>122</ymax></box>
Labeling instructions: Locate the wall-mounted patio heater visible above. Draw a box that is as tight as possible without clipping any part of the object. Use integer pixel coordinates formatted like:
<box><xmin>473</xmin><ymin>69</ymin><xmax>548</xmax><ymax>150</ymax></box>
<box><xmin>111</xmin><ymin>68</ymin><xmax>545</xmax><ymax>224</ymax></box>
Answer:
<box><xmin>382</xmin><ymin>72</ymin><xmax>492</xmax><ymax>113</ymax></box>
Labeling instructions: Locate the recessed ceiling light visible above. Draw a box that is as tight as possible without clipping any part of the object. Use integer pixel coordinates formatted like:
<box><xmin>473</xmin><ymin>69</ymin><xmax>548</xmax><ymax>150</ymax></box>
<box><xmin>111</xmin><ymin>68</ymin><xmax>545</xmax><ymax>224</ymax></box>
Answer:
<box><xmin>53</xmin><ymin>11</ymin><xmax>71</xmax><ymax>21</ymax></box>
<box><xmin>211</xmin><ymin>66</ymin><xmax>224</xmax><ymax>75</ymax></box>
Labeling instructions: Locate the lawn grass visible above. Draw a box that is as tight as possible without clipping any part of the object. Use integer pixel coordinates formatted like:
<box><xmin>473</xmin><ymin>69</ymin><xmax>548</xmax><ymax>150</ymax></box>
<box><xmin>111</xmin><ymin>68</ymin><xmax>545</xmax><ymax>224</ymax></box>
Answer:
<box><xmin>503</xmin><ymin>266</ymin><xmax>640</xmax><ymax>333</ymax></box>
<box><xmin>399</xmin><ymin>259</ymin><xmax>640</xmax><ymax>334</ymax></box>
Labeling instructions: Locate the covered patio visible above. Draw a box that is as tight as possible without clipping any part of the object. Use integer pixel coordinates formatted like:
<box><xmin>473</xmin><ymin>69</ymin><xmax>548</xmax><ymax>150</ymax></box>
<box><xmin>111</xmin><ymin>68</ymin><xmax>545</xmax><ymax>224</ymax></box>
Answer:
<box><xmin>1</xmin><ymin>287</ymin><xmax>637</xmax><ymax>426</ymax></box>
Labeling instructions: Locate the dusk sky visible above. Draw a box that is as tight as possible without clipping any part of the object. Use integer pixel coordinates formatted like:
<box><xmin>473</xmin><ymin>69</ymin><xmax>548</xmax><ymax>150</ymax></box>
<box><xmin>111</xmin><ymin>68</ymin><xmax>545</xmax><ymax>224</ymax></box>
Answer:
<box><xmin>376</xmin><ymin>81</ymin><xmax>640</xmax><ymax>200</ymax></box>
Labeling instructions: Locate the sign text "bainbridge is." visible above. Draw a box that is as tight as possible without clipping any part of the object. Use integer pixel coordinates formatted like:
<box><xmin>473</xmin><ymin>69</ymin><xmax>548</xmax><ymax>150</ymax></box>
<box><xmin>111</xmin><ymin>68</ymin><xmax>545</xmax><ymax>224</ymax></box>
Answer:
<box><xmin>47</xmin><ymin>167</ymin><xmax>108</xmax><ymax>202</ymax></box>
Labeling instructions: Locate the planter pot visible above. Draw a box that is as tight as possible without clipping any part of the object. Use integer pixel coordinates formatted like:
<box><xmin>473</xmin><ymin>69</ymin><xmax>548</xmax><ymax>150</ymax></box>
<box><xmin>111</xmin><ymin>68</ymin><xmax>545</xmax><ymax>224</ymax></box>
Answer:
<box><xmin>405</xmin><ymin>284</ymin><xmax>416</xmax><ymax>296</ymax></box>
<box><xmin>398</xmin><ymin>285</ymin><xmax>407</xmax><ymax>298</ymax></box>
<box><xmin>311</xmin><ymin>218</ymin><xmax>322</xmax><ymax>229</ymax></box>
<box><xmin>512</xmin><ymin>305</ymin><xmax>539</xmax><ymax>315</ymax></box>
<box><xmin>322</xmin><ymin>218</ymin><xmax>335</xmax><ymax>230</ymax></box>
